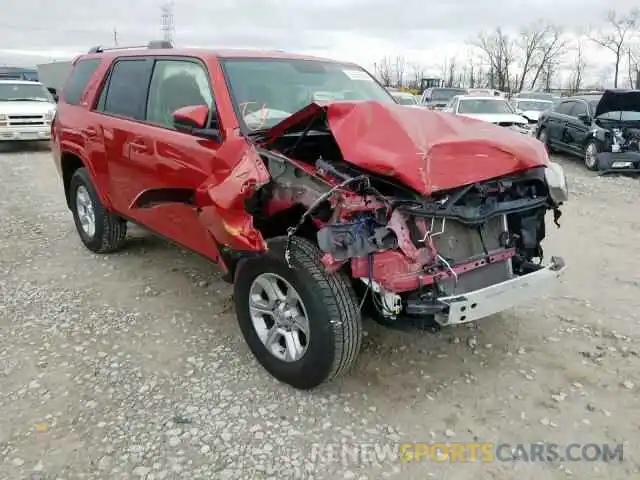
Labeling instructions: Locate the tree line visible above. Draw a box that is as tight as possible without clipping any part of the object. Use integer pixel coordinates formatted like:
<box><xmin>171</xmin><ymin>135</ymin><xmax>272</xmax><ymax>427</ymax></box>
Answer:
<box><xmin>374</xmin><ymin>8</ymin><xmax>640</xmax><ymax>93</ymax></box>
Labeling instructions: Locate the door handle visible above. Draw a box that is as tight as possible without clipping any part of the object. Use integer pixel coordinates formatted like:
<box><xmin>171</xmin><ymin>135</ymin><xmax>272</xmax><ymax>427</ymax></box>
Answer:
<box><xmin>82</xmin><ymin>126</ymin><xmax>98</xmax><ymax>137</ymax></box>
<box><xmin>130</xmin><ymin>140</ymin><xmax>151</xmax><ymax>153</ymax></box>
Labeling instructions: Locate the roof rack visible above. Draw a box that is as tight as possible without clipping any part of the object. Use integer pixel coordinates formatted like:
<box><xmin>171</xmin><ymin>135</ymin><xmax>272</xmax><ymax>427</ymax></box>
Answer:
<box><xmin>88</xmin><ymin>40</ymin><xmax>173</xmax><ymax>54</ymax></box>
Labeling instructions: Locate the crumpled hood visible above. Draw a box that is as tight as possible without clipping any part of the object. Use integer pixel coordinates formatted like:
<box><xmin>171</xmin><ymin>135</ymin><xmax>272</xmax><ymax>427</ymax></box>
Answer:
<box><xmin>520</xmin><ymin>110</ymin><xmax>541</xmax><ymax>121</ymax></box>
<box><xmin>595</xmin><ymin>89</ymin><xmax>640</xmax><ymax>117</ymax></box>
<box><xmin>0</xmin><ymin>100</ymin><xmax>55</xmax><ymax>116</ymax></box>
<box><xmin>259</xmin><ymin>101</ymin><xmax>549</xmax><ymax>196</ymax></box>
<box><xmin>458</xmin><ymin>113</ymin><xmax>529</xmax><ymax>125</ymax></box>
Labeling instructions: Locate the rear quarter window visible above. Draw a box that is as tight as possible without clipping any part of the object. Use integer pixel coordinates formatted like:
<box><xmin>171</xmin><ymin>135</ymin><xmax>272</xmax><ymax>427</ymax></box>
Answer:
<box><xmin>62</xmin><ymin>58</ymin><xmax>102</xmax><ymax>105</ymax></box>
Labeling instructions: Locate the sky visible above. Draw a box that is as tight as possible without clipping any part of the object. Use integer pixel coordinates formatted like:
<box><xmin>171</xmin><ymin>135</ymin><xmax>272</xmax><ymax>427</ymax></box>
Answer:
<box><xmin>1</xmin><ymin>0</ymin><xmax>638</xmax><ymax>87</ymax></box>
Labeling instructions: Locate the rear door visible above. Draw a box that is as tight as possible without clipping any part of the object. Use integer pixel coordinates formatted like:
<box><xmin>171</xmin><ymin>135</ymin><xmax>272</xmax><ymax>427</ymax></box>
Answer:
<box><xmin>93</xmin><ymin>57</ymin><xmax>155</xmax><ymax>212</ymax></box>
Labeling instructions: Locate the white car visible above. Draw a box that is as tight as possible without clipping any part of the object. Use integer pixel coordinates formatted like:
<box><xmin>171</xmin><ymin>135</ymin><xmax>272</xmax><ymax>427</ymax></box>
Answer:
<box><xmin>442</xmin><ymin>95</ymin><xmax>533</xmax><ymax>135</ymax></box>
<box><xmin>511</xmin><ymin>98</ymin><xmax>554</xmax><ymax>124</ymax></box>
<box><xmin>0</xmin><ymin>80</ymin><xmax>56</xmax><ymax>142</ymax></box>
<box><xmin>390</xmin><ymin>91</ymin><xmax>421</xmax><ymax>108</ymax></box>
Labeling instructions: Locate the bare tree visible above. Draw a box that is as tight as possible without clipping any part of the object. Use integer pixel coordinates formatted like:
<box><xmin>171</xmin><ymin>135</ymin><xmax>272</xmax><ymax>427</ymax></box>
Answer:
<box><xmin>528</xmin><ymin>26</ymin><xmax>568</xmax><ymax>90</ymax></box>
<box><xmin>627</xmin><ymin>44</ymin><xmax>640</xmax><ymax>88</ymax></box>
<box><xmin>393</xmin><ymin>55</ymin><xmax>406</xmax><ymax>88</ymax></box>
<box><xmin>408</xmin><ymin>63</ymin><xmax>426</xmax><ymax>90</ymax></box>
<box><xmin>568</xmin><ymin>39</ymin><xmax>587</xmax><ymax>93</ymax></box>
<box><xmin>587</xmin><ymin>8</ymin><xmax>640</xmax><ymax>88</ymax></box>
<box><xmin>374</xmin><ymin>57</ymin><xmax>393</xmax><ymax>87</ymax></box>
<box><xmin>446</xmin><ymin>57</ymin><xmax>458</xmax><ymax>87</ymax></box>
<box><xmin>516</xmin><ymin>22</ymin><xmax>550</xmax><ymax>91</ymax></box>
<box><xmin>471</xmin><ymin>28</ymin><xmax>516</xmax><ymax>91</ymax></box>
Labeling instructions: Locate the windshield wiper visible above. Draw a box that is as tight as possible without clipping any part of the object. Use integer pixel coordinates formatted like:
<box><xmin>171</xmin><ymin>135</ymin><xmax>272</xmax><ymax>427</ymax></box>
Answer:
<box><xmin>245</xmin><ymin>128</ymin><xmax>273</xmax><ymax>142</ymax></box>
<box><xmin>3</xmin><ymin>97</ymin><xmax>50</xmax><ymax>102</ymax></box>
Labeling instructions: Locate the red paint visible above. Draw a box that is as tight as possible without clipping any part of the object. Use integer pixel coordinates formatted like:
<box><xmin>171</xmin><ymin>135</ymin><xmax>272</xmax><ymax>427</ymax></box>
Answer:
<box><xmin>350</xmin><ymin>248</ymin><xmax>516</xmax><ymax>292</ymax></box>
<box><xmin>52</xmin><ymin>50</ymin><xmax>267</xmax><ymax>273</ymax></box>
<box><xmin>52</xmin><ymin>47</ymin><xmax>542</xmax><ymax>289</ymax></box>
<box><xmin>260</xmin><ymin>101</ymin><xmax>549</xmax><ymax>195</ymax></box>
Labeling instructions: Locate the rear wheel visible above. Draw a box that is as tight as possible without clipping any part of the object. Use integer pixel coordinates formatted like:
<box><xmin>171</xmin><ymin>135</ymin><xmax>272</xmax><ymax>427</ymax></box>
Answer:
<box><xmin>234</xmin><ymin>236</ymin><xmax>362</xmax><ymax>389</ymax></box>
<box><xmin>584</xmin><ymin>140</ymin><xmax>600</xmax><ymax>171</ymax></box>
<box><xmin>69</xmin><ymin>168</ymin><xmax>127</xmax><ymax>253</ymax></box>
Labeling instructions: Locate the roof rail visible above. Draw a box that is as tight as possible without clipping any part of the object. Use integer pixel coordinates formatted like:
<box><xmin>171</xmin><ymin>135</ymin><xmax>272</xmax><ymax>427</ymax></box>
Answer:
<box><xmin>87</xmin><ymin>40</ymin><xmax>173</xmax><ymax>54</ymax></box>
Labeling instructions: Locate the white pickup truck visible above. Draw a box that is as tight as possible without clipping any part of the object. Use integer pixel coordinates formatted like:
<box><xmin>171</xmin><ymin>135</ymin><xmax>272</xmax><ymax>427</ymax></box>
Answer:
<box><xmin>0</xmin><ymin>80</ymin><xmax>56</xmax><ymax>143</ymax></box>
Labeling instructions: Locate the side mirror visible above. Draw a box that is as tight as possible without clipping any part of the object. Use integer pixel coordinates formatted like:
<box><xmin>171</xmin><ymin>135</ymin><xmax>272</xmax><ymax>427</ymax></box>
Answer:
<box><xmin>172</xmin><ymin>105</ymin><xmax>220</xmax><ymax>141</ymax></box>
<box><xmin>515</xmin><ymin>109</ymin><xmax>524</xmax><ymax>115</ymax></box>
<box><xmin>578</xmin><ymin>114</ymin><xmax>591</xmax><ymax>125</ymax></box>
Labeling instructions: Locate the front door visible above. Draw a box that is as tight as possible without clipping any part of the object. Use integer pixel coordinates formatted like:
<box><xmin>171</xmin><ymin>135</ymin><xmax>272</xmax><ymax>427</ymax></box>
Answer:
<box><xmin>565</xmin><ymin>100</ymin><xmax>591</xmax><ymax>155</ymax></box>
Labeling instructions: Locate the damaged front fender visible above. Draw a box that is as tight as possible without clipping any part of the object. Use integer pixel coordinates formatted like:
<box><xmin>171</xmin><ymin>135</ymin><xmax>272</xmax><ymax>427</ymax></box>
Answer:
<box><xmin>195</xmin><ymin>143</ymin><xmax>271</xmax><ymax>252</ymax></box>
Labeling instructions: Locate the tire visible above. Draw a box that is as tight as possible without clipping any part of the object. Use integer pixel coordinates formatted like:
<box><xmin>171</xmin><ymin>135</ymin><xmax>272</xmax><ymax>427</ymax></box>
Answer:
<box><xmin>69</xmin><ymin>167</ymin><xmax>127</xmax><ymax>253</ymax></box>
<box><xmin>538</xmin><ymin>128</ymin><xmax>554</xmax><ymax>154</ymax></box>
<box><xmin>233</xmin><ymin>236</ymin><xmax>363</xmax><ymax>389</ymax></box>
<box><xmin>584</xmin><ymin>140</ymin><xmax>600</xmax><ymax>171</ymax></box>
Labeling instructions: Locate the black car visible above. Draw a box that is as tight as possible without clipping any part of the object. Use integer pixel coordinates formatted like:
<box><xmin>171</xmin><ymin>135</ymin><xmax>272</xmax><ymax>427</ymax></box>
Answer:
<box><xmin>420</xmin><ymin>87</ymin><xmax>468</xmax><ymax>110</ymax></box>
<box><xmin>536</xmin><ymin>89</ymin><xmax>640</xmax><ymax>174</ymax></box>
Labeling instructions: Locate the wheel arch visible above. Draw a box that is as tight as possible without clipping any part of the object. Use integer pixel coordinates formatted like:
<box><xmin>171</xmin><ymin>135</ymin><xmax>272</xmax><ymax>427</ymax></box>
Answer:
<box><xmin>60</xmin><ymin>151</ymin><xmax>112</xmax><ymax>210</ymax></box>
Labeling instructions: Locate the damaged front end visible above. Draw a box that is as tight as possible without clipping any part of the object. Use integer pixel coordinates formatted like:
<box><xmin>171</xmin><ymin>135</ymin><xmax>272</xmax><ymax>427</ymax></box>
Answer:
<box><xmin>245</xmin><ymin>101</ymin><xmax>568</xmax><ymax>328</ymax></box>
<box><xmin>592</xmin><ymin>89</ymin><xmax>640</xmax><ymax>175</ymax></box>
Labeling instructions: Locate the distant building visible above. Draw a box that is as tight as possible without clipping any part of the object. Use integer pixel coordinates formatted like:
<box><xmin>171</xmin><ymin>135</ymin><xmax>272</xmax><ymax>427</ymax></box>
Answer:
<box><xmin>0</xmin><ymin>66</ymin><xmax>39</xmax><ymax>81</ymax></box>
<box><xmin>36</xmin><ymin>61</ymin><xmax>74</xmax><ymax>93</ymax></box>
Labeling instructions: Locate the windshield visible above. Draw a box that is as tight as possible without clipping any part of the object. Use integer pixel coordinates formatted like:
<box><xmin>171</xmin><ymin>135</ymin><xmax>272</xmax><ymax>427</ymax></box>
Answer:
<box><xmin>596</xmin><ymin>110</ymin><xmax>640</xmax><ymax>121</ymax></box>
<box><xmin>516</xmin><ymin>100</ymin><xmax>553</xmax><ymax>111</ymax></box>
<box><xmin>0</xmin><ymin>82</ymin><xmax>53</xmax><ymax>102</ymax></box>
<box><xmin>392</xmin><ymin>93</ymin><xmax>417</xmax><ymax>105</ymax></box>
<box><xmin>458</xmin><ymin>98</ymin><xmax>514</xmax><ymax>114</ymax></box>
<box><xmin>431</xmin><ymin>88</ymin><xmax>467</xmax><ymax>102</ymax></box>
<box><xmin>220</xmin><ymin>58</ymin><xmax>394</xmax><ymax>131</ymax></box>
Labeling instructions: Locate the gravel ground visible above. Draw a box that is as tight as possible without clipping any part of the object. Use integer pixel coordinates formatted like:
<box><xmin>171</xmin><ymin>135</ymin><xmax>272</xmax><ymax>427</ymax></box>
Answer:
<box><xmin>1</xmin><ymin>142</ymin><xmax>639</xmax><ymax>480</ymax></box>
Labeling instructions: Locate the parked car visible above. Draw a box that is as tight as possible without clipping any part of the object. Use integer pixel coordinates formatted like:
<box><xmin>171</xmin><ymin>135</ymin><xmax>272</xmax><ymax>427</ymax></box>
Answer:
<box><xmin>512</xmin><ymin>91</ymin><xmax>555</xmax><ymax>102</ymax></box>
<box><xmin>390</xmin><ymin>90</ymin><xmax>420</xmax><ymax>107</ymax></box>
<box><xmin>467</xmin><ymin>88</ymin><xmax>505</xmax><ymax>97</ymax></box>
<box><xmin>536</xmin><ymin>89</ymin><xmax>640</xmax><ymax>173</ymax></box>
<box><xmin>442</xmin><ymin>95</ymin><xmax>533</xmax><ymax>135</ymax></box>
<box><xmin>0</xmin><ymin>80</ymin><xmax>56</xmax><ymax>143</ymax></box>
<box><xmin>52</xmin><ymin>42</ymin><xmax>568</xmax><ymax>389</ymax></box>
<box><xmin>419</xmin><ymin>87</ymin><xmax>468</xmax><ymax>109</ymax></box>
<box><xmin>511</xmin><ymin>98</ymin><xmax>554</xmax><ymax>124</ymax></box>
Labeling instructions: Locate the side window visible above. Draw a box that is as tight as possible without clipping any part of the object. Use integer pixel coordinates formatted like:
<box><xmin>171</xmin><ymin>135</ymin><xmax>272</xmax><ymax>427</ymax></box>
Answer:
<box><xmin>555</xmin><ymin>101</ymin><xmax>574</xmax><ymax>116</ymax></box>
<box><xmin>570</xmin><ymin>101</ymin><xmax>587</xmax><ymax>117</ymax></box>
<box><xmin>62</xmin><ymin>58</ymin><xmax>101</xmax><ymax>105</ymax></box>
<box><xmin>146</xmin><ymin>59</ymin><xmax>214</xmax><ymax>129</ymax></box>
<box><xmin>99</xmin><ymin>59</ymin><xmax>153</xmax><ymax>120</ymax></box>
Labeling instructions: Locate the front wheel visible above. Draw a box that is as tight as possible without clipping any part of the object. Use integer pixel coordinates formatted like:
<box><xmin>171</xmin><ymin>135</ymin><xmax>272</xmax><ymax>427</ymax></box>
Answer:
<box><xmin>233</xmin><ymin>236</ymin><xmax>363</xmax><ymax>389</ymax></box>
<box><xmin>584</xmin><ymin>140</ymin><xmax>600</xmax><ymax>171</ymax></box>
<box><xmin>538</xmin><ymin>128</ymin><xmax>554</xmax><ymax>154</ymax></box>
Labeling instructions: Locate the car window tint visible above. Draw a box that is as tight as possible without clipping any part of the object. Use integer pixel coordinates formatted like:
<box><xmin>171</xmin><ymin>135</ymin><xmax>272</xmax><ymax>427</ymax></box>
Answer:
<box><xmin>100</xmin><ymin>59</ymin><xmax>153</xmax><ymax>120</ymax></box>
<box><xmin>555</xmin><ymin>101</ymin><xmax>574</xmax><ymax>115</ymax></box>
<box><xmin>146</xmin><ymin>59</ymin><xmax>213</xmax><ymax>128</ymax></box>
<box><xmin>62</xmin><ymin>58</ymin><xmax>101</xmax><ymax>105</ymax></box>
<box><xmin>570</xmin><ymin>101</ymin><xmax>587</xmax><ymax>117</ymax></box>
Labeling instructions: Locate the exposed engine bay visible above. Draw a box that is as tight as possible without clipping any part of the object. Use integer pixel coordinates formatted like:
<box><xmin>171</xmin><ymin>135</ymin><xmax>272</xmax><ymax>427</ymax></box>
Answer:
<box><xmin>609</xmin><ymin>127</ymin><xmax>640</xmax><ymax>153</ymax></box>
<box><xmin>245</xmin><ymin>102</ymin><xmax>568</xmax><ymax>327</ymax></box>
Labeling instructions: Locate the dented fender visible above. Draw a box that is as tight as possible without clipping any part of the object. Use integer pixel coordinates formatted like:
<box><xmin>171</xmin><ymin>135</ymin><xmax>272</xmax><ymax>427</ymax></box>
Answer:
<box><xmin>195</xmin><ymin>144</ymin><xmax>270</xmax><ymax>252</ymax></box>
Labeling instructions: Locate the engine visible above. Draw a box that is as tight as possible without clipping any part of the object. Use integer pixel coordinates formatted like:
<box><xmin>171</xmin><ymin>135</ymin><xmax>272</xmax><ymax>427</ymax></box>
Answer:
<box><xmin>612</xmin><ymin>127</ymin><xmax>640</xmax><ymax>152</ymax></box>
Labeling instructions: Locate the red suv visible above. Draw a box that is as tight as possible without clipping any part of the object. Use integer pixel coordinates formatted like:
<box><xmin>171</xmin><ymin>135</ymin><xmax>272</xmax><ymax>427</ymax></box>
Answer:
<box><xmin>52</xmin><ymin>41</ymin><xmax>569</xmax><ymax>389</ymax></box>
